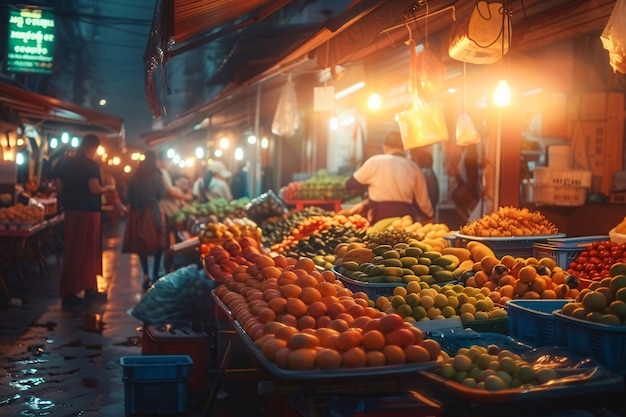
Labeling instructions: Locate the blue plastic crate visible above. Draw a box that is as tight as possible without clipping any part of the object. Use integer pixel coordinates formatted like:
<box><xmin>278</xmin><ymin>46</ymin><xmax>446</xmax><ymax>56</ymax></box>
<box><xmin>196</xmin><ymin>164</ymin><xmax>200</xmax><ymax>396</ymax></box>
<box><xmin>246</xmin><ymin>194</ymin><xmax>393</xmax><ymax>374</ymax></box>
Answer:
<box><xmin>532</xmin><ymin>236</ymin><xmax>608</xmax><ymax>269</ymax></box>
<box><xmin>507</xmin><ymin>299</ymin><xmax>571</xmax><ymax>347</ymax></box>
<box><xmin>454</xmin><ymin>233</ymin><xmax>566</xmax><ymax>259</ymax></box>
<box><xmin>554</xmin><ymin>312</ymin><xmax>626</xmax><ymax>374</ymax></box>
<box><xmin>123</xmin><ymin>378</ymin><xmax>187</xmax><ymax>415</ymax></box>
<box><xmin>120</xmin><ymin>355</ymin><xmax>193</xmax><ymax>381</ymax></box>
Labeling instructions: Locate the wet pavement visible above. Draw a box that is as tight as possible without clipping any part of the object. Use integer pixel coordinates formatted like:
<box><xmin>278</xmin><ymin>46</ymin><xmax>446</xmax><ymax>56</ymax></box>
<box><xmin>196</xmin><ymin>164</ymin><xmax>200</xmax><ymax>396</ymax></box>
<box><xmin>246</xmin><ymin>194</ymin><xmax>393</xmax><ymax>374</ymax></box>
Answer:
<box><xmin>0</xmin><ymin>222</ymin><xmax>265</xmax><ymax>417</ymax></box>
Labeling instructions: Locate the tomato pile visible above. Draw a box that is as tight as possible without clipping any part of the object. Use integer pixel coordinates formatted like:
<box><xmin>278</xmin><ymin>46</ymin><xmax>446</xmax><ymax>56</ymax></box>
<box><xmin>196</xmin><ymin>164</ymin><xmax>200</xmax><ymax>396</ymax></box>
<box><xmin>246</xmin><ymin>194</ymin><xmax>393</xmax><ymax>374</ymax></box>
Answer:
<box><xmin>567</xmin><ymin>240</ymin><xmax>626</xmax><ymax>280</ymax></box>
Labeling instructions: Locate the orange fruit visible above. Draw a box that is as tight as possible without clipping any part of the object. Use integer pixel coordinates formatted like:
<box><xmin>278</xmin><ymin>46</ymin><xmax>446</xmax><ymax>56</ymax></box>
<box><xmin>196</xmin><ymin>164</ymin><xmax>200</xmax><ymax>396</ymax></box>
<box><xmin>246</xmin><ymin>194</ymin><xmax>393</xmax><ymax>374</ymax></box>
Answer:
<box><xmin>353</xmin><ymin>298</ymin><xmax>369</xmax><ymax>308</ymax></box>
<box><xmin>405</xmin><ymin>325</ymin><xmax>424</xmax><ymax>344</ymax></box>
<box><xmin>295</xmin><ymin>274</ymin><xmax>319</xmax><ymax>288</ymax></box>
<box><xmin>322</xmin><ymin>295</ymin><xmax>340</xmax><ymax>307</ymax></box>
<box><xmin>336</xmin><ymin>329</ymin><xmax>363</xmax><ymax>351</ymax></box>
<box><xmin>326</xmin><ymin>302</ymin><xmax>346</xmax><ymax>319</ymax></box>
<box><xmin>288</xmin><ymin>348</ymin><xmax>317</xmax><ymax>370</ymax></box>
<box><xmin>274</xmin><ymin>347</ymin><xmax>292</xmax><ymax>369</ymax></box>
<box><xmin>316</xmin><ymin>315</ymin><xmax>332</xmax><ymax>328</ymax></box>
<box><xmin>280</xmin><ymin>284</ymin><xmax>302</xmax><ymax>299</ymax></box>
<box><xmin>321</xmin><ymin>270</ymin><xmax>337</xmax><ymax>283</ymax></box>
<box><xmin>362</xmin><ymin>318</ymin><xmax>381</xmax><ymax>334</ymax></box>
<box><xmin>278</xmin><ymin>271</ymin><xmax>298</xmax><ymax>286</ymax></box>
<box><xmin>379</xmin><ymin>314</ymin><xmax>404</xmax><ymax>334</ymax></box>
<box><xmin>362</xmin><ymin>330</ymin><xmax>385</xmax><ymax>351</ymax></box>
<box><xmin>286</xmin><ymin>298</ymin><xmax>308</xmax><ymax>317</ymax></box>
<box><xmin>382</xmin><ymin>344</ymin><xmax>406</xmax><ymax>365</ymax></box>
<box><xmin>530</xmin><ymin>277</ymin><xmax>548</xmax><ymax>293</ymax></box>
<box><xmin>297</xmin><ymin>315</ymin><xmax>316</xmax><ymax>330</ymax></box>
<box><xmin>262</xmin><ymin>337</ymin><xmax>288</xmax><ymax>361</ymax></box>
<box><xmin>365</xmin><ymin>350</ymin><xmax>386</xmax><ymax>367</ymax></box>
<box><xmin>518</xmin><ymin>265</ymin><xmax>538</xmax><ymax>284</ymax></box>
<box><xmin>363</xmin><ymin>307</ymin><xmax>379</xmax><ymax>318</ymax></box>
<box><xmin>419</xmin><ymin>339</ymin><xmax>442</xmax><ymax>361</ymax></box>
<box><xmin>336</xmin><ymin>288</ymin><xmax>353</xmax><ymax>298</ymax></box>
<box><xmin>404</xmin><ymin>344</ymin><xmax>430</xmax><ymax>363</ymax></box>
<box><xmin>314</xmin><ymin>328</ymin><xmax>339</xmax><ymax>345</ymax></box>
<box><xmin>309</xmin><ymin>269</ymin><xmax>324</xmax><ymax>284</ymax></box>
<box><xmin>300</xmin><ymin>287</ymin><xmax>323</xmax><ymax>304</ymax></box>
<box><xmin>288</xmin><ymin>332</ymin><xmax>320</xmax><ymax>350</ymax></box>
<box><xmin>316</xmin><ymin>282</ymin><xmax>337</xmax><ymax>297</ymax></box>
<box><xmin>473</xmin><ymin>270</ymin><xmax>489</xmax><ymax>287</ymax></box>
<box><xmin>262</xmin><ymin>266</ymin><xmax>282</xmax><ymax>280</ymax></box>
<box><xmin>274</xmin><ymin>325</ymin><xmax>298</xmax><ymax>341</ymax></box>
<box><xmin>514</xmin><ymin>279</ymin><xmax>529</xmax><ymax>297</ymax></box>
<box><xmin>307</xmin><ymin>301</ymin><xmax>328</xmax><ymax>319</ymax></box>
<box><xmin>350</xmin><ymin>315</ymin><xmax>372</xmax><ymax>330</ymax></box>
<box><xmin>327</xmin><ymin>318</ymin><xmax>350</xmax><ymax>333</ymax></box>
<box><xmin>268</xmin><ymin>297</ymin><xmax>287</xmax><ymax>314</ymax></box>
<box><xmin>345</xmin><ymin>303</ymin><xmax>365</xmax><ymax>318</ymax></box>
<box><xmin>316</xmin><ymin>348</ymin><xmax>342</xmax><ymax>370</ymax></box>
<box><xmin>254</xmin><ymin>334</ymin><xmax>275</xmax><ymax>349</ymax></box>
<box><xmin>341</xmin><ymin>347</ymin><xmax>367</xmax><ymax>368</ymax></box>
<box><xmin>258</xmin><ymin>307</ymin><xmax>277</xmax><ymax>323</ymax></box>
<box><xmin>279</xmin><ymin>313</ymin><xmax>298</xmax><ymax>327</ymax></box>
<box><xmin>272</xmin><ymin>254</ymin><xmax>288</xmax><ymax>269</ymax></box>
<box><xmin>295</xmin><ymin>258</ymin><xmax>316</xmax><ymax>273</ymax></box>
<box><xmin>321</xmin><ymin>332</ymin><xmax>339</xmax><ymax>349</ymax></box>
<box><xmin>336</xmin><ymin>312</ymin><xmax>355</xmax><ymax>326</ymax></box>
<box><xmin>255</xmin><ymin>255</ymin><xmax>276</xmax><ymax>268</ymax></box>
<box><xmin>384</xmin><ymin>328</ymin><xmax>415</xmax><ymax>348</ymax></box>
<box><xmin>500</xmin><ymin>285</ymin><xmax>514</xmax><ymax>299</ymax></box>
<box><xmin>262</xmin><ymin>321</ymin><xmax>286</xmax><ymax>335</ymax></box>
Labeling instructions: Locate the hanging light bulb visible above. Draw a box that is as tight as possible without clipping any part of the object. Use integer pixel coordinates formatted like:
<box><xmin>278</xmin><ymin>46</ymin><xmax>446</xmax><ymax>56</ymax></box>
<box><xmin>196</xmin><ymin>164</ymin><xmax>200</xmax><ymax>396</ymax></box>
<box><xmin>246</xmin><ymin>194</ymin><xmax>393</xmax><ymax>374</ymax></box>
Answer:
<box><xmin>493</xmin><ymin>80</ymin><xmax>511</xmax><ymax>107</ymax></box>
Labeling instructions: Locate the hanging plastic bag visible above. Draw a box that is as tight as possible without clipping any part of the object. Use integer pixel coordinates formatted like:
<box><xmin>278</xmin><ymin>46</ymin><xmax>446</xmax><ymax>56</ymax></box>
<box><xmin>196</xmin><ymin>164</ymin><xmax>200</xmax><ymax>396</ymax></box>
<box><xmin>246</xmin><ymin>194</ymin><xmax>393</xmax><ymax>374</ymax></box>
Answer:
<box><xmin>601</xmin><ymin>0</ymin><xmax>626</xmax><ymax>73</ymax></box>
<box><xmin>414</xmin><ymin>43</ymin><xmax>447</xmax><ymax>98</ymax></box>
<box><xmin>271</xmin><ymin>74</ymin><xmax>300</xmax><ymax>137</ymax></box>
<box><xmin>455</xmin><ymin>112</ymin><xmax>481</xmax><ymax>146</ymax></box>
<box><xmin>395</xmin><ymin>39</ymin><xmax>449</xmax><ymax>149</ymax></box>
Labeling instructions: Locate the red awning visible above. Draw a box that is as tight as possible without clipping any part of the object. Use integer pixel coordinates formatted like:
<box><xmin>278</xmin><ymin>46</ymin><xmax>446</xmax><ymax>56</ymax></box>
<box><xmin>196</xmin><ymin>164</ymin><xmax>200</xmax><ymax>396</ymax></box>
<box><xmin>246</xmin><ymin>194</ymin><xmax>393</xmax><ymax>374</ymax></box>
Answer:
<box><xmin>0</xmin><ymin>81</ymin><xmax>124</xmax><ymax>137</ymax></box>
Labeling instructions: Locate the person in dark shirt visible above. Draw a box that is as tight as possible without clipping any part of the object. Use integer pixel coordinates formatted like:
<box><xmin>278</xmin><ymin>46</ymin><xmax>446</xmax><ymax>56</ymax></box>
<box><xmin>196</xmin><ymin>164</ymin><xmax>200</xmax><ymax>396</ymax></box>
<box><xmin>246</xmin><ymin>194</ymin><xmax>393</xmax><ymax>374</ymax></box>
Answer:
<box><xmin>230</xmin><ymin>161</ymin><xmax>250</xmax><ymax>200</ymax></box>
<box><xmin>56</xmin><ymin>134</ymin><xmax>115</xmax><ymax>306</ymax></box>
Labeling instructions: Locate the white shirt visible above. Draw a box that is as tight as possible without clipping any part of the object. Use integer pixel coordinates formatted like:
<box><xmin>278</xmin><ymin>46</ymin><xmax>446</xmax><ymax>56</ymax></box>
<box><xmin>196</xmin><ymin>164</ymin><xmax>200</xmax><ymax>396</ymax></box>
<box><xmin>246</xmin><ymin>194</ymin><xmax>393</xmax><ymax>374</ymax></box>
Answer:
<box><xmin>192</xmin><ymin>177</ymin><xmax>232</xmax><ymax>202</ymax></box>
<box><xmin>352</xmin><ymin>153</ymin><xmax>433</xmax><ymax>217</ymax></box>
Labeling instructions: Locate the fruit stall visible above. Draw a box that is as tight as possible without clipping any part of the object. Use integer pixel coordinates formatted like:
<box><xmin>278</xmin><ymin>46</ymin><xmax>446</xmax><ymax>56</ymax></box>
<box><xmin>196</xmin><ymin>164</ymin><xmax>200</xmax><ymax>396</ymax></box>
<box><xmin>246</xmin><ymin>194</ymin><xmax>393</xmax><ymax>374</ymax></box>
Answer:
<box><xmin>128</xmin><ymin>203</ymin><xmax>626</xmax><ymax>417</ymax></box>
<box><xmin>0</xmin><ymin>203</ymin><xmax>64</xmax><ymax>304</ymax></box>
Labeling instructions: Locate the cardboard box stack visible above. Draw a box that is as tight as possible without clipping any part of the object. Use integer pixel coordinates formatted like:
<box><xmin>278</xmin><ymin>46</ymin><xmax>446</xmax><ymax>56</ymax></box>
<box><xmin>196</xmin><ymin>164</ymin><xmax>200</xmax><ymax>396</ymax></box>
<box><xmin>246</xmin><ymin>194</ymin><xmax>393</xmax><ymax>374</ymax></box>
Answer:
<box><xmin>570</xmin><ymin>92</ymin><xmax>625</xmax><ymax>196</ymax></box>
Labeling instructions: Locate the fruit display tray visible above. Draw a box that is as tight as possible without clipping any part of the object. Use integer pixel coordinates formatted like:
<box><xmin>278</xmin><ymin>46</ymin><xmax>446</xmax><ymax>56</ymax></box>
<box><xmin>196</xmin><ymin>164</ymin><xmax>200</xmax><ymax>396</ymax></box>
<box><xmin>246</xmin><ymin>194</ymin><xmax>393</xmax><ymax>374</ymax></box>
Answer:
<box><xmin>232</xmin><ymin>320</ymin><xmax>442</xmax><ymax>380</ymax></box>
<box><xmin>418</xmin><ymin>344</ymin><xmax>623</xmax><ymax>403</ymax></box>
<box><xmin>211</xmin><ymin>290</ymin><xmax>234</xmax><ymax>323</ymax></box>
<box><xmin>453</xmin><ymin>233</ymin><xmax>566</xmax><ymax>258</ymax></box>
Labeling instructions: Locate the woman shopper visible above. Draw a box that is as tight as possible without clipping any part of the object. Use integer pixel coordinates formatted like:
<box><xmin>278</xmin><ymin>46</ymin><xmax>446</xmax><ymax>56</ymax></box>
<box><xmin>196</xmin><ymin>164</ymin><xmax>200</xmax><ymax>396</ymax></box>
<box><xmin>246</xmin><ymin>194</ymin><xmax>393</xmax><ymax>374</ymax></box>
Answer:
<box><xmin>122</xmin><ymin>151</ymin><xmax>168</xmax><ymax>291</ymax></box>
<box><xmin>55</xmin><ymin>134</ymin><xmax>115</xmax><ymax>306</ymax></box>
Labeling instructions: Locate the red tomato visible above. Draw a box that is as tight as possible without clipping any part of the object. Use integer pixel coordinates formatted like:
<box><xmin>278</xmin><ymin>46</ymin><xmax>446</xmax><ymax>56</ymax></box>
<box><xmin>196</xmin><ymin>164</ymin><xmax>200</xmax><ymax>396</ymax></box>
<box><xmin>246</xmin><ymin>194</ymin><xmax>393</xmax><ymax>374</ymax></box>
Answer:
<box><xmin>589</xmin><ymin>250</ymin><xmax>599</xmax><ymax>258</ymax></box>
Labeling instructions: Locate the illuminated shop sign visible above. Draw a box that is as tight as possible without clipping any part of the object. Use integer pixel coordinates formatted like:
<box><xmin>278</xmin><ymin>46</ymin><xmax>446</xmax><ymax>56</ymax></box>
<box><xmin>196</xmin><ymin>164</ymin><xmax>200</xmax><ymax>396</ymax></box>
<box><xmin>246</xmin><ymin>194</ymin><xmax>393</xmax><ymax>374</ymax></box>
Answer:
<box><xmin>6</xmin><ymin>8</ymin><xmax>55</xmax><ymax>74</ymax></box>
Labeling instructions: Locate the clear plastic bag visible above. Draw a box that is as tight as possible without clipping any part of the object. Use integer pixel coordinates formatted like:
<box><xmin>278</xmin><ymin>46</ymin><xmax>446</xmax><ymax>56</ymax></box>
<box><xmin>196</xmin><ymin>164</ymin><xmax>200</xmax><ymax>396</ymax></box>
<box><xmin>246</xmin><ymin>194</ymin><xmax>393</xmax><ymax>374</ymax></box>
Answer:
<box><xmin>271</xmin><ymin>74</ymin><xmax>300</xmax><ymax>137</ymax></box>
<box><xmin>455</xmin><ymin>112</ymin><xmax>481</xmax><ymax>146</ymax></box>
<box><xmin>601</xmin><ymin>0</ymin><xmax>626</xmax><ymax>73</ymax></box>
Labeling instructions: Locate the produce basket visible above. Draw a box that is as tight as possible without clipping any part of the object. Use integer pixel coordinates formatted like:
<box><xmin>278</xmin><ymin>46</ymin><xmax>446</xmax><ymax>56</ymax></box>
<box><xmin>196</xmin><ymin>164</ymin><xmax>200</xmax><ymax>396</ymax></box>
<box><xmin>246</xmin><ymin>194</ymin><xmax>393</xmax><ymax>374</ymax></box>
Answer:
<box><xmin>454</xmin><ymin>232</ymin><xmax>566</xmax><ymax>258</ymax></box>
<box><xmin>245</xmin><ymin>190</ymin><xmax>288</xmax><ymax>223</ymax></box>
<box><xmin>553</xmin><ymin>311</ymin><xmax>626</xmax><ymax>374</ymax></box>
<box><xmin>462</xmin><ymin>316</ymin><xmax>509</xmax><ymax>335</ymax></box>
<box><xmin>431</xmin><ymin>328</ymin><xmax>531</xmax><ymax>356</ymax></box>
<box><xmin>532</xmin><ymin>235</ymin><xmax>608</xmax><ymax>269</ymax></box>
<box><xmin>506</xmin><ymin>299</ymin><xmax>572</xmax><ymax>347</ymax></box>
<box><xmin>335</xmin><ymin>270</ymin><xmax>406</xmax><ymax>299</ymax></box>
<box><xmin>533</xmin><ymin>168</ymin><xmax>592</xmax><ymax>207</ymax></box>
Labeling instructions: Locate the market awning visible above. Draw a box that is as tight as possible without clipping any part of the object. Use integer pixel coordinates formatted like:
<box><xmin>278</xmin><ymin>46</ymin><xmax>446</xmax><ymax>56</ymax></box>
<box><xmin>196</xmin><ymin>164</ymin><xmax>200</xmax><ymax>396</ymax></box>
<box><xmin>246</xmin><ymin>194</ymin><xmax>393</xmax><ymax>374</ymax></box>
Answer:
<box><xmin>143</xmin><ymin>0</ymin><xmax>294</xmax><ymax>119</ymax></box>
<box><xmin>0</xmin><ymin>81</ymin><xmax>124</xmax><ymax>138</ymax></box>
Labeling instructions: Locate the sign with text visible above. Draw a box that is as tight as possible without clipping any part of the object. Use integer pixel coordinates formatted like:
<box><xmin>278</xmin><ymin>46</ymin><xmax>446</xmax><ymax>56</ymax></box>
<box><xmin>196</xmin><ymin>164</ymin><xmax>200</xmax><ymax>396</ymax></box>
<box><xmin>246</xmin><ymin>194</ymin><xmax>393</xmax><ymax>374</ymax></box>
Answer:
<box><xmin>6</xmin><ymin>8</ymin><xmax>55</xmax><ymax>74</ymax></box>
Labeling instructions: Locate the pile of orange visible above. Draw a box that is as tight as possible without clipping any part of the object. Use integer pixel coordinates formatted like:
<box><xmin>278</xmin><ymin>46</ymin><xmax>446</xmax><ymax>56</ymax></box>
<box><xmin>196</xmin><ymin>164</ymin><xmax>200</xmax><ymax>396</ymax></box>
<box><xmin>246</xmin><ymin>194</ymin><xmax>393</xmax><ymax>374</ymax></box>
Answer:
<box><xmin>214</xmin><ymin>256</ymin><xmax>442</xmax><ymax>370</ymax></box>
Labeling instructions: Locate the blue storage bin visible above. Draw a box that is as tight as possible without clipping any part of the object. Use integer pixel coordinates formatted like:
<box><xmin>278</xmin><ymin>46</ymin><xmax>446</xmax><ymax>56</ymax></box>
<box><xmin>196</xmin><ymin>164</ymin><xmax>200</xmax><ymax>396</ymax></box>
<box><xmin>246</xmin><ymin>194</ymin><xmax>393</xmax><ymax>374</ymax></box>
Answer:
<box><xmin>507</xmin><ymin>299</ymin><xmax>571</xmax><ymax>347</ymax></box>
<box><xmin>123</xmin><ymin>378</ymin><xmax>187</xmax><ymax>415</ymax></box>
<box><xmin>120</xmin><ymin>355</ymin><xmax>193</xmax><ymax>380</ymax></box>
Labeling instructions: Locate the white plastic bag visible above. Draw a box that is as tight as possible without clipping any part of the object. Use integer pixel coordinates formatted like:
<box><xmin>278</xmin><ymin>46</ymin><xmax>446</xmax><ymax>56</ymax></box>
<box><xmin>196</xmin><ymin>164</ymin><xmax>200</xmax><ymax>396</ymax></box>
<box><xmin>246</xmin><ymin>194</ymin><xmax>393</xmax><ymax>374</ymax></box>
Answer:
<box><xmin>455</xmin><ymin>112</ymin><xmax>481</xmax><ymax>146</ymax></box>
<box><xmin>271</xmin><ymin>74</ymin><xmax>300</xmax><ymax>137</ymax></box>
<box><xmin>601</xmin><ymin>0</ymin><xmax>626</xmax><ymax>73</ymax></box>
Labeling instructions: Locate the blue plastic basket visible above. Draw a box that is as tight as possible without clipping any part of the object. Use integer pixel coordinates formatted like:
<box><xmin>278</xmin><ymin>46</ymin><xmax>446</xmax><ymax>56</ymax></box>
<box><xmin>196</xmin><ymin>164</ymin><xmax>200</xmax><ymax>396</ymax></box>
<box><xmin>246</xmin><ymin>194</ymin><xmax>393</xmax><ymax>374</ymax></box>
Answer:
<box><xmin>554</xmin><ymin>312</ymin><xmax>626</xmax><ymax>374</ymax></box>
<box><xmin>454</xmin><ymin>233</ymin><xmax>566</xmax><ymax>259</ymax></box>
<box><xmin>120</xmin><ymin>355</ymin><xmax>193</xmax><ymax>380</ymax></box>
<box><xmin>507</xmin><ymin>299</ymin><xmax>571</xmax><ymax>347</ymax></box>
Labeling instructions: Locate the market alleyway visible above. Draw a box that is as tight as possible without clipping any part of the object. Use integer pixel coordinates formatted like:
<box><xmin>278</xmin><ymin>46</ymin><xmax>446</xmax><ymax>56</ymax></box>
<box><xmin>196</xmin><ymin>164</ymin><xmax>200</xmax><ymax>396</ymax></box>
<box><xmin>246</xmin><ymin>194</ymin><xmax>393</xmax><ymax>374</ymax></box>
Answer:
<box><xmin>0</xmin><ymin>220</ymin><xmax>264</xmax><ymax>417</ymax></box>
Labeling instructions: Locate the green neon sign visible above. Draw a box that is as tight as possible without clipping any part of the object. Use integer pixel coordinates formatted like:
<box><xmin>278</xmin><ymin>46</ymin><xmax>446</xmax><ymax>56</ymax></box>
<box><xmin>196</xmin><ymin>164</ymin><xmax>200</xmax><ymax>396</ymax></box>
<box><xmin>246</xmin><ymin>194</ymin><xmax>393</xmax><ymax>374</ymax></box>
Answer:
<box><xmin>7</xmin><ymin>8</ymin><xmax>55</xmax><ymax>74</ymax></box>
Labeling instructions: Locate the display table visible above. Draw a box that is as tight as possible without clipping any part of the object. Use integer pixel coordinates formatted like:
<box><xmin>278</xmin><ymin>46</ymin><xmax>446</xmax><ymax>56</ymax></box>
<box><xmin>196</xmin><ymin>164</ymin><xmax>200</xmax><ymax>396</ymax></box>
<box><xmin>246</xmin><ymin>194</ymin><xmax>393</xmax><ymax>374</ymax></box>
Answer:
<box><xmin>284</xmin><ymin>199</ymin><xmax>342</xmax><ymax>212</ymax></box>
<box><xmin>0</xmin><ymin>213</ymin><xmax>64</xmax><ymax>302</ymax></box>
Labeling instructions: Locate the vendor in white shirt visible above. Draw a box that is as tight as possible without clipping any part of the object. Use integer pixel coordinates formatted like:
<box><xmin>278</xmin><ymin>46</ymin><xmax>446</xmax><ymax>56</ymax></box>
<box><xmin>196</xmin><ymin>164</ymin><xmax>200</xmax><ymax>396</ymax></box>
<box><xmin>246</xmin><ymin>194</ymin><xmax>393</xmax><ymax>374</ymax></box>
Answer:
<box><xmin>192</xmin><ymin>160</ymin><xmax>233</xmax><ymax>203</ymax></box>
<box><xmin>345</xmin><ymin>131</ymin><xmax>434</xmax><ymax>224</ymax></box>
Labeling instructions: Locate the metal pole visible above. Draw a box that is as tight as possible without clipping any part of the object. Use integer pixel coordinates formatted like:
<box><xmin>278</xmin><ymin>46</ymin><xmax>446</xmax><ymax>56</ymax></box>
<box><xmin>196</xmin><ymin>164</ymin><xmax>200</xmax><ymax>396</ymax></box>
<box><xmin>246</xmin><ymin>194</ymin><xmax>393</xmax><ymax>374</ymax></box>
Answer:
<box><xmin>493</xmin><ymin>108</ymin><xmax>502</xmax><ymax>211</ymax></box>
<box><xmin>254</xmin><ymin>83</ymin><xmax>262</xmax><ymax>197</ymax></box>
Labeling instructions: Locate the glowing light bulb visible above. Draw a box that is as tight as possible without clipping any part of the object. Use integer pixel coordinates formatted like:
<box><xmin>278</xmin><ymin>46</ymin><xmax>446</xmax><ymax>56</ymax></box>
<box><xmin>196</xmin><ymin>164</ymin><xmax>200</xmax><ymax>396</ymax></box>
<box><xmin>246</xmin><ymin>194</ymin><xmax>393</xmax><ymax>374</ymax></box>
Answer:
<box><xmin>493</xmin><ymin>80</ymin><xmax>511</xmax><ymax>107</ymax></box>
